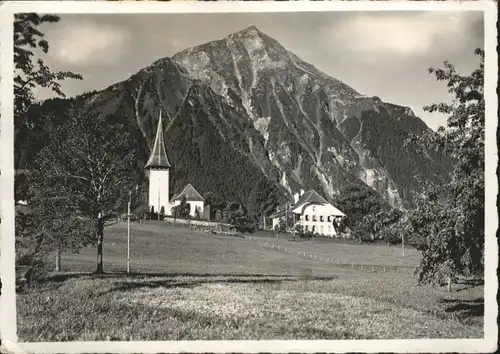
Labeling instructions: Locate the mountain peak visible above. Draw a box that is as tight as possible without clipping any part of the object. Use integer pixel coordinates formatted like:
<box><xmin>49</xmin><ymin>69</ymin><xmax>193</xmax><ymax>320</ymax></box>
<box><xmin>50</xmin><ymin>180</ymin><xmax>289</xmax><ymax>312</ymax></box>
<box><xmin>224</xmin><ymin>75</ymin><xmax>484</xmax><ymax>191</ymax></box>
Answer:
<box><xmin>241</xmin><ymin>25</ymin><xmax>260</xmax><ymax>33</ymax></box>
<box><xmin>232</xmin><ymin>25</ymin><xmax>265</xmax><ymax>38</ymax></box>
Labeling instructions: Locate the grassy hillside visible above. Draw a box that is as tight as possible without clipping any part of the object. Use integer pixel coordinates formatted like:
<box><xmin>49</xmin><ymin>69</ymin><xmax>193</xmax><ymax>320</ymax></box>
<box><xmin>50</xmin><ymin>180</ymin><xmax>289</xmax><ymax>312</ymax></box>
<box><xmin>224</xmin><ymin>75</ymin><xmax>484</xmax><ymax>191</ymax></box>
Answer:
<box><xmin>17</xmin><ymin>222</ymin><xmax>483</xmax><ymax>341</ymax></box>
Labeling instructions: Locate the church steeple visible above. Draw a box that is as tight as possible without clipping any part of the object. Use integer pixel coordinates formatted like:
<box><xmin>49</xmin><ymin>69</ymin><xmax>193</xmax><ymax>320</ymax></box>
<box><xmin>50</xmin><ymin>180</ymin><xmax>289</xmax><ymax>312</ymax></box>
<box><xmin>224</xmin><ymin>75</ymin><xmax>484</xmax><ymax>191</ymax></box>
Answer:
<box><xmin>145</xmin><ymin>111</ymin><xmax>171</xmax><ymax>169</ymax></box>
<box><xmin>146</xmin><ymin>110</ymin><xmax>171</xmax><ymax>216</ymax></box>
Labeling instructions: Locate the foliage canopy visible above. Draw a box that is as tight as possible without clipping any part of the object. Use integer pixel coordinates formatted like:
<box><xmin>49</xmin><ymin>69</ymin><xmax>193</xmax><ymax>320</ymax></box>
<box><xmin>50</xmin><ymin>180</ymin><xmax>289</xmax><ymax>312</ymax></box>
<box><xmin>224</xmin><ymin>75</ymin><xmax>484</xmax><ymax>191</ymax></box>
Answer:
<box><xmin>27</xmin><ymin>110</ymin><xmax>138</xmax><ymax>274</ymax></box>
<box><xmin>14</xmin><ymin>13</ymin><xmax>82</xmax><ymax>121</ymax></box>
<box><xmin>406</xmin><ymin>48</ymin><xmax>485</xmax><ymax>287</ymax></box>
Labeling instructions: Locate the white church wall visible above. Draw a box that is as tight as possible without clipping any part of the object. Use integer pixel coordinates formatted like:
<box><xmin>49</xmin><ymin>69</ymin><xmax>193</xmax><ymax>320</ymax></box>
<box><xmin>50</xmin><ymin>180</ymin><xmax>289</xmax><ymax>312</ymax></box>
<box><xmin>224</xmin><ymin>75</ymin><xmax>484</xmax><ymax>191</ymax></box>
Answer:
<box><xmin>189</xmin><ymin>201</ymin><xmax>204</xmax><ymax>218</ymax></box>
<box><xmin>171</xmin><ymin>199</ymin><xmax>204</xmax><ymax>219</ymax></box>
<box><xmin>272</xmin><ymin>218</ymin><xmax>280</xmax><ymax>230</ymax></box>
<box><xmin>148</xmin><ymin>169</ymin><xmax>171</xmax><ymax>215</ymax></box>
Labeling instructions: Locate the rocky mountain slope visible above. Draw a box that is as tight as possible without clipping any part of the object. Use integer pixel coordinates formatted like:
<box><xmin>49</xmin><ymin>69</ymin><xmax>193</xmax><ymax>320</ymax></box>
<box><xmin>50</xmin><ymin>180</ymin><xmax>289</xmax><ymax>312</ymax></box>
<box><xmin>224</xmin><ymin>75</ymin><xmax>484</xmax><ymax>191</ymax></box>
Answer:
<box><xmin>16</xmin><ymin>25</ymin><xmax>453</xmax><ymax>217</ymax></box>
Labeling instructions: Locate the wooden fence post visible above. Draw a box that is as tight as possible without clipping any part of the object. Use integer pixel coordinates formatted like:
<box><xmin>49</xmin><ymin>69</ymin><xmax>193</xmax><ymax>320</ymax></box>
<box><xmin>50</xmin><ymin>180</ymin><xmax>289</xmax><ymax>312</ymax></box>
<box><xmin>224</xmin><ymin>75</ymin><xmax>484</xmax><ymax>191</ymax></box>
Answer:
<box><xmin>55</xmin><ymin>248</ymin><xmax>61</xmax><ymax>272</ymax></box>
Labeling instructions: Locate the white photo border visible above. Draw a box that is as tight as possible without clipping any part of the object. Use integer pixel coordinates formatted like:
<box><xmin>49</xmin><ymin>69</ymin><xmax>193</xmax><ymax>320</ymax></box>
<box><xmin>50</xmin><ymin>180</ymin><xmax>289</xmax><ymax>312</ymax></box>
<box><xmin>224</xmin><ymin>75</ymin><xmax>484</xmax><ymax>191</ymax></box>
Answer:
<box><xmin>0</xmin><ymin>1</ymin><xmax>497</xmax><ymax>353</ymax></box>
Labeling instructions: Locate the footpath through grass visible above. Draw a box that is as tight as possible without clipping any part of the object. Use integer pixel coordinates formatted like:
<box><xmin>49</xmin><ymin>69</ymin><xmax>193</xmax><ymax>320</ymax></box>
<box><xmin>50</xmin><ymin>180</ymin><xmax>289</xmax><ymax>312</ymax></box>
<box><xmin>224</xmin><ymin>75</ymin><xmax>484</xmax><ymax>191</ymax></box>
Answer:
<box><xmin>16</xmin><ymin>222</ymin><xmax>484</xmax><ymax>341</ymax></box>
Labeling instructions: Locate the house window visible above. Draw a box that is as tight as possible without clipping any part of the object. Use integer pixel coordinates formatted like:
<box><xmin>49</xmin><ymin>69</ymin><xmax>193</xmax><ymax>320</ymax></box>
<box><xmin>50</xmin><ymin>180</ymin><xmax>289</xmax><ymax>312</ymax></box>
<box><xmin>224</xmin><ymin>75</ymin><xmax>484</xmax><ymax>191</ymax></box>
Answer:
<box><xmin>312</xmin><ymin>215</ymin><xmax>317</xmax><ymax>221</ymax></box>
<box><xmin>305</xmin><ymin>215</ymin><xmax>309</xmax><ymax>221</ymax></box>
<box><xmin>320</xmin><ymin>216</ymin><xmax>324</xmax><ymax>222</ymax></box>
<box><xmin>327</xmin><ymin>216</ymin><xmax>331</xmax><ymax>222</ymax></box>
<box><xmin>305</xmin><ymin>225</ymin><xmax>309</xmax><ymax>231</ymax></box>
<box><xmin>312</xmin><ymin>226</ymin><xmax>316</xmax><ymax>232</ymax></box>
<box><xmin>320</xmin><ymin>226</ymin><xmax>324</xmax><ymax>234</ymax></box>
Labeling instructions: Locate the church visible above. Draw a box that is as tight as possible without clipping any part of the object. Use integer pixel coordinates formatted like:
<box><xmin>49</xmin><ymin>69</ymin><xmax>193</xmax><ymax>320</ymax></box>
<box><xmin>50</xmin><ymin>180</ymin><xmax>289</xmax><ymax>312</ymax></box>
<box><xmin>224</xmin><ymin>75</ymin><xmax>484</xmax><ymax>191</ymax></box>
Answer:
<box><xmin>145</xmin><ymin>111</ymin><xmax>205</xmax><ymax>218</ymax></box>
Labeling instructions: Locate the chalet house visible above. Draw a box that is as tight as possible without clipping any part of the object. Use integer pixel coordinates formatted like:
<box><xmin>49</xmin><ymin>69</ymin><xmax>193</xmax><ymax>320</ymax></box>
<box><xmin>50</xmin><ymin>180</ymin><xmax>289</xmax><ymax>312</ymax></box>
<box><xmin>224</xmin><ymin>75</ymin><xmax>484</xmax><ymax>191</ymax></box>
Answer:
<box><xmin>270</xmin><ymin>189</ymin><xmax>346</xmax><ymax>237</ymax></box>
<box><xmin>170</xmin><ymin>183</ymin><xmax>205</xmax><ymax>218</ymax></box>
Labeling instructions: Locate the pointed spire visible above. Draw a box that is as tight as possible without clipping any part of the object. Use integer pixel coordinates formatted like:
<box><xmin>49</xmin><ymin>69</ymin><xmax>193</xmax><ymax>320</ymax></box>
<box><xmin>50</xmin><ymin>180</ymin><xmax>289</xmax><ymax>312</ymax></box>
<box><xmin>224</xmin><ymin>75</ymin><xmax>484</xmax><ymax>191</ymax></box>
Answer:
<box><xmin>145</xmin><ymin>111</ymin><xmax>171</xmax><ymax>169</ymax></box>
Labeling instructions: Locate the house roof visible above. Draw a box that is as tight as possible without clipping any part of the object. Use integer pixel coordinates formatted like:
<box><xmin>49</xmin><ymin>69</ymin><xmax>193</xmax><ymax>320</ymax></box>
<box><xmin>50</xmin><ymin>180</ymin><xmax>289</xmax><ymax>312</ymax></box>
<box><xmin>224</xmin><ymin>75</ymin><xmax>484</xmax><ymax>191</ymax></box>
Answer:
<box><xmin>270</xmin><ymin>189</ymin><xmax>346</xmax><ymax>218</ymax></box>
<box><xmin>170</xmin><ymin>183</ymin><xmax>205</xmax><ymax>203</ymax></box>
<box><xmin>325</xmin><ymin>205</ymin><xmax>346</xmax><ymax>217</ymax></box>
<box><xmin>145</xmin><ymin>111</ymin><xmax>171</xmax><ymax>169</ymax></box>
<box><xmin>295</xmin><ymin>190</ymin><xmax>328</xmax><ymax>205</ymax></box>
<box><xmin>269</xmin><ymin>209</ymin><xmax>286</xmax><ymax>219</ymax></box>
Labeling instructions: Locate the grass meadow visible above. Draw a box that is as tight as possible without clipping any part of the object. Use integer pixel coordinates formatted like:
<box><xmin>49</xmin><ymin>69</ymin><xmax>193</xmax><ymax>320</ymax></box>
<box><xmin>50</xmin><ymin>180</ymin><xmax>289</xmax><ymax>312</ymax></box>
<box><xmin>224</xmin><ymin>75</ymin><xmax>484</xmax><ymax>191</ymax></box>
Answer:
<box><xmin>16</xmin><ymin>221</ymin><xmax>484</xmax><ymax>341</ymax></box>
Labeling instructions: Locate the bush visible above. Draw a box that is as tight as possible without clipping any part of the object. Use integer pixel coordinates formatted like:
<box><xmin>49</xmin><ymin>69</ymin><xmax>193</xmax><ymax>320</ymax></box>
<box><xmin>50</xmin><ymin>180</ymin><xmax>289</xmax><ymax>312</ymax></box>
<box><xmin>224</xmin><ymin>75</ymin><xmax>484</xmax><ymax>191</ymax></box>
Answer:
<box><xmin>15</xmin><ymin>251</ymin><xmax>50</xmax><ymax>284</ymax></box>
<box><xmin>149</xmin><ymin>206</ymin><xmax>159</xmax><ymax>220</ymax></box>
<box><xmin>234</xmin><ymin>221</ymin><xmax>256</xmax><ymax>234</ymax></box>
<box><xmin>384</xmin><ymin>231</ymin><xmax>401</xmax><ymax>246</ymax></box>
<box><xmin>299</xmin><ymin>230</ymin><xmax>315</xmax><ymax>240</ymax></box>
<box><xmin>353</xmin><ymin>230</ymin><xmax>376</xmax><ymax>244</ymax></box>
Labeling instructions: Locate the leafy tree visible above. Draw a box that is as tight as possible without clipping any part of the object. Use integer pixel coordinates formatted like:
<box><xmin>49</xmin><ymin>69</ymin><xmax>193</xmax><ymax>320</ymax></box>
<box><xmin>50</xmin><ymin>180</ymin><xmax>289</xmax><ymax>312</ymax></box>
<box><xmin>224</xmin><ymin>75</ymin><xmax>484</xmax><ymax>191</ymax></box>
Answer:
<box><xmin>274</xmin><ymin>219</ymin><xmax>286</xmax><ymax>233</ymax></box>
<box><xmin>172</xmin><ymin>196</ymin><xmax>190</xmax><ymax>219</ymax></box>
<box><xmin>202</xmin><ymin>192</ymin><xmax>226</xmax><ymax>219</ymax></box>
<box><xmin>14</xmin><ymin>13</ymin><xmax>82</xmax><ymax>123</ymax></box>
<box><xmin>134</xmin><ymin>204</ymin><xmax>150</xmax><ymax>222</ymax></box>
<box><xmin>333</xmin><ymin>182</ymin><xmax>388</xmax><ymax>233</ymax></box>
<box><xmin>293</xmin><ymin>223</ymin><xmax>304</xmax><ymax>238</ymax></box>
<box><xmin>15</xmin><ymin>171</ymin><xmax>28</xmax><ymax>201</ymax></box>
<box><xmin>150</xmin><ymin>205</ymin><xmax>157</xmax><ymax>220</ymax></box>
<box><xmin>16</xmin><ymin>194</ymin><xmax>94</xmax><ymax>277</ymax></box>
<box><xmin>274</xmin><ymin>212</ymin><xmax>296</xmax><ymax>233</ymax></box>
<box><xmin>27</xmin><ymin>110</ymin><xmax>137</xmax><ymax>274</ymax></box>
<box><xmin>223</xmin><ymin>202</ymin><xmax>255</xmax><ymax>233</ymax></box>
<box><xmin>247</xmin><ymin>180</ymin><xmax>282</xmax><ymax>221</ymax></box>
<box><xmin>360</xmin><ymin>208</ymin><xmax>403</xmax><ymax>244</ymax></box>
<box><xmin>405</xmin><ymin>48</ymin><xmax>484</xmax><ymax>291</ymax></box>
<box><xmin>291</xmin><ymin>223</ymin><xmax>312</xmax><ymax>240</ymax></box>
<box><xmin>214</xmin><ymin>209</ymin><xmax>223</xmax><ymax>222</ymax></box>
<box><xmin>378</xmin><ymin>209</ymin><xmax>405</xmax><ymax>245</ymax></box>
<box><xmin>14</xmin><ymin>14</ymin><xmax>83</xmax><ymax>203</ymax></box>
<box><xmin>194</xmin><ymin>206</ymin><xmax>201</xmax><ymax>220</ymax></box>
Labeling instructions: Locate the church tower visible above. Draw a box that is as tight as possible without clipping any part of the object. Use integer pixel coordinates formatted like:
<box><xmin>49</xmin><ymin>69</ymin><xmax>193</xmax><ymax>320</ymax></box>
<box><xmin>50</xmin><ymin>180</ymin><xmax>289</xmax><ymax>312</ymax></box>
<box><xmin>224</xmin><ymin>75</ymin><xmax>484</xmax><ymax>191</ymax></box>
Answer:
<box><xmin>145</xmin><ymin>111</ymin><xmax>172</xmax><ymax>215</ymax></box>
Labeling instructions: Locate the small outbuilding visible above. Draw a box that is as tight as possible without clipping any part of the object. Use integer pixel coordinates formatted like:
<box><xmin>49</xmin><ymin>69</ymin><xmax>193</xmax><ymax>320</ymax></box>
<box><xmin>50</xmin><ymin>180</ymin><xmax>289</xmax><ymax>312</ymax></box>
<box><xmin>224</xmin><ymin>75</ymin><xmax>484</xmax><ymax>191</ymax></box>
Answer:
<box><xmin>170</xmin><ymin>183</ymin><xmax>205</xmax><ymax>218</ymax></box>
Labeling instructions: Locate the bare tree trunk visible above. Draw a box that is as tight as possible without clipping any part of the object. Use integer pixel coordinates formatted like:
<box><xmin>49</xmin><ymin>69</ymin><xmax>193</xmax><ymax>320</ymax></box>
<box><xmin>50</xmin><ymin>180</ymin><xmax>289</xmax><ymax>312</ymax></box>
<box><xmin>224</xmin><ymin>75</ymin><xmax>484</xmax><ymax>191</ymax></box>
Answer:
<box><xmin>95</xmin><ymin>218</ymin><xmax>104</xmax><ymax>274</ymax></box>
<box><xmin>447</xmin><ymin>275</ymin><xmax>452</xmax><ymax>292</ymax></box>
<box><xmin>55</xmin><ymin>248</ymin><xmax>61</xmax><ymax>272</ymax></box>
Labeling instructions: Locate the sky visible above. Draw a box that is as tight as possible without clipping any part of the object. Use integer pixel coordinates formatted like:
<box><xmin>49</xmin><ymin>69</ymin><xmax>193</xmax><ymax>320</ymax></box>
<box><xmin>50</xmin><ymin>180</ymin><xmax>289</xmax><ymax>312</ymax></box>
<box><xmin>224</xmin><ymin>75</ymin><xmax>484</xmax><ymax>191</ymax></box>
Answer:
<box><xmin>36</xmin><ymin>11</ymin><xmax>484</xmax><ymax>131</ymax></box>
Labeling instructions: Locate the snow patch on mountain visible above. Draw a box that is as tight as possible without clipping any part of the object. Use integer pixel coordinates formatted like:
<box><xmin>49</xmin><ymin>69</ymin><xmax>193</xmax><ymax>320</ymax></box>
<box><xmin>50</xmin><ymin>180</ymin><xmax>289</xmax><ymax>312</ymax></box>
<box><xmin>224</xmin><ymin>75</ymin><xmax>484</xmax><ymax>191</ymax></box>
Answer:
<box><xmin>292</xmin><ymin>154</ymin><xmax>303</xmax><ymax>183</ymax></box>
<box><xmin>254</xmin><ymin>116</ymin><xmax>271</xmax><ymax>143</ymax></box>
<box><xmin>280</xmin><ymin>172</ymin><xmax>291</xmax><ymax>194</ymax></box>
<box><xmin>386</xmin><ymin>182</ymin><xmax>401</xmax><ymax>207</ymax></box>
<box><xmin>405</xmin><ymin>107</ymin><xmax>416</xmax><ymax>116</ymax></box>
<box><xmin>176</xmin><ymin>50</ymin><xmax>211</xmax><ymax>73</ymax></box>
<box><xmin>328</xmin><ymin>146</ymin><xmax>347</xmax><ymax>168</ymax></box>
<box><xmin>313</xmin><ymin>166</ymin><xmax>336</xmax><ymax>199</ymax></box>
<box><xmin>278</xmin><ymin>141</ymin><xmax>292</xmax><ymax>164</ymax></box>
<box><xmin>361</xmin><ymin>168</ymin><xmax>381</xmax><ymax>190</ymax></box>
